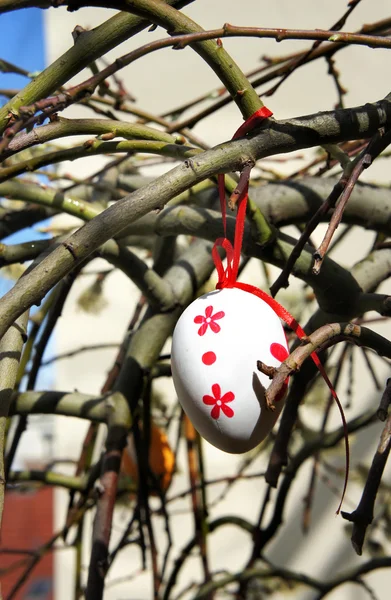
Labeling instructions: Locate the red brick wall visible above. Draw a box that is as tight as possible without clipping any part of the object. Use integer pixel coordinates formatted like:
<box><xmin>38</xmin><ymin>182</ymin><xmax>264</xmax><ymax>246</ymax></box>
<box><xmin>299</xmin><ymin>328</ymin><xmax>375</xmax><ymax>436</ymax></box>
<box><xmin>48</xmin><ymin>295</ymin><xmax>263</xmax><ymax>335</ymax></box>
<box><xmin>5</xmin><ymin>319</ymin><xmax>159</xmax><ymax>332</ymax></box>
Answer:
<box><xmin>0</xmin><ymin>488</ymin><xmax>54</xmax><ymax>600</ymax></box>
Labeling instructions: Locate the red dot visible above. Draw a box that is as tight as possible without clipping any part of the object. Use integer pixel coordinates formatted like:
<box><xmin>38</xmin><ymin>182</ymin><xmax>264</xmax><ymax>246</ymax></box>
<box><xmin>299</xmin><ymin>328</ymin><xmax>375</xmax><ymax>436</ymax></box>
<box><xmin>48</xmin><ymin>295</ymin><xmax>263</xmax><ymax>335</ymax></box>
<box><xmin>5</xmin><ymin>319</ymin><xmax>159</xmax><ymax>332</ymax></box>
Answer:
<box><xmin>202</xmin><ymin>351</ymin><xmax>216</xmax><ymax>365</ymax></box>
<box><xmin>270</xmin><ymin>342</ymin><xmax>289</xmax><ymax>362</ymax></box>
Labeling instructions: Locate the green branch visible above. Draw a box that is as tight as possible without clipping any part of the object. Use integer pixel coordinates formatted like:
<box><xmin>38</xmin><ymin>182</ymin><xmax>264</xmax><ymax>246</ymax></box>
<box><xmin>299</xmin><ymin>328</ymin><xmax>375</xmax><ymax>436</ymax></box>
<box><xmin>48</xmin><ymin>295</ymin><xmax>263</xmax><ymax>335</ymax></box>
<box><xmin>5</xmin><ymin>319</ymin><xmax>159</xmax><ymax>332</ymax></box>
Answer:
<box><xmin>8</xmin><ymin>468</ymin><xmax>138</xmax><ymax>494</ymax></box>
<box><xmin>4</xmin><ymin>116</ymin><xmax>185</xmax><ymax>160</ymax></box>
<box><xmin>0</xmin><ymin>180</ymin><xmax>101</xmax><ymax>220</ymax></box>
<box><xmin>0</xmin><ymin>238</ymin><xmax>52</xmax><ymax>266</ymax></box>
<box><xmin>9</xmin><ymin>469</ymin><xmax>90</xmax><ymax>491</ymax></box>
<box><xmin>0</xmin><ymin>139</ymin><xmax>200</xmax><ymax>183</ymax></box>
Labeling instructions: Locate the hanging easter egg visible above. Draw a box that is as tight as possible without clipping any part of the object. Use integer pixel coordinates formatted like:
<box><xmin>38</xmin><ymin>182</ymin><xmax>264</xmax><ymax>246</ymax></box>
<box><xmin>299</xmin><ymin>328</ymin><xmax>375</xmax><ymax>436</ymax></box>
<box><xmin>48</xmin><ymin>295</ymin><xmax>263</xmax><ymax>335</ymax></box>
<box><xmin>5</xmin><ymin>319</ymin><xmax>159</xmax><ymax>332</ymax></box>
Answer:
<box><xmin>171</xmin><ymin>287</ymin><xmax>289</xmax><ymax>454</ymax></box>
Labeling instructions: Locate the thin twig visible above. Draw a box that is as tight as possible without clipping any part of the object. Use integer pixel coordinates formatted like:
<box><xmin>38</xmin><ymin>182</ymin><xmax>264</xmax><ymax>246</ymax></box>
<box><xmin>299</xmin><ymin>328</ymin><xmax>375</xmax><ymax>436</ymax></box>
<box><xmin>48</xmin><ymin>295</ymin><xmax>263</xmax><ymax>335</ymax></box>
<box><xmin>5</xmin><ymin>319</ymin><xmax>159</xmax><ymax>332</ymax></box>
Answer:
<box><xmin>270</xmin><ymin>163</ymin><xmax>354</xmax><ymax>296</ymax></box>
<box><xmin>341</xmin><ymin>411</ymin><xmax>391</xmax><ymax>555</ymax></box>
<box><xmin>314</xmin><ymin>126</ymin><xmax>391</xmax><ymax>273</ymax></box>
<box><xmin>184</xmin><ymin>416</ymin><xmax>211</xmax><ymax>591</ymax></box>
<box><xmin>264</xmin><ymin>0</ymin><xmax>362</xmax><ymax>97</ymax></box>
<box><xmin>302</xmin><ymin>345</ymin><xmax>348</xmax><ymax>533</ymax></box>
<box><xmin>228</xmin><ymin>163</ymin><xmax>253</xmax><ymax>210</ymax></box>
<box><xmin>40</xmin><ymin>343</ymin><xmax>120</xmax><ymax>367</ymax></box>
<box><xmin>377</xmin><ymin>378</ymin><xmax>391</xmax><ymax>422</ymax></box>
<box><xmin>312</xmin><ymin>154</ymin><xmax>371</xmax><ymax>273</ymax></box>
<box><xmin>326</xmin><ymin>55</ymin><xmax>347</xmax><ymax>109</ymax></box>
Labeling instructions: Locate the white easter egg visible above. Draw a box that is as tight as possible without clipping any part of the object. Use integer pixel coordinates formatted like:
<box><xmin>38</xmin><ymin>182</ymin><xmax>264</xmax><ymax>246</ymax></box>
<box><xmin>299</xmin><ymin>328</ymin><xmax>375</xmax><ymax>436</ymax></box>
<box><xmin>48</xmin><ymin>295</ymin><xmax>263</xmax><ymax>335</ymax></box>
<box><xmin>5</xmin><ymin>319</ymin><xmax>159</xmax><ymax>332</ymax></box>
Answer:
<box><xmin>171</xmin><ymin>287</ymin><xmax>289</xmax><ymax>454</ymax></box>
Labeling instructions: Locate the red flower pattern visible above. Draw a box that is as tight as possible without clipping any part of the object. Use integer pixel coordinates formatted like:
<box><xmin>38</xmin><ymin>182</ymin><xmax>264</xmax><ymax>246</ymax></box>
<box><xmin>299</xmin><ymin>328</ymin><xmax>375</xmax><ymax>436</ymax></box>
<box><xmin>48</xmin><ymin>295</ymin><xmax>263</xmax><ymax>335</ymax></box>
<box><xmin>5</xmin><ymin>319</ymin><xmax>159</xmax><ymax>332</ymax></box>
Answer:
<box><xmin>194</xmin><ymin>305</ymin><xmax>225</xmax><ymax>336</ymax></box>
<box><xmin>203</xmin><ymin>383</ymin><xmax>235</xmax><ymax>419</ymax></box>
<box><xmin>270</xmin><ymin>342</ymin><xmax>289</xmax><ymax>362</ymax></box>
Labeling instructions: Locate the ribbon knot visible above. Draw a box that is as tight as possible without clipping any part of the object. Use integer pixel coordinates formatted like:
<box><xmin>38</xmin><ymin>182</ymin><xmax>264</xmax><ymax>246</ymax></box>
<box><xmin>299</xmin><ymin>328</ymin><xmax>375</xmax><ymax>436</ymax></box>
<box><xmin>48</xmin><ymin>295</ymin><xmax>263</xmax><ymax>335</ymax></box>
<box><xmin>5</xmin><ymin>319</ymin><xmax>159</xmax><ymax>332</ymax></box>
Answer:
<box><xmin>213</xmin><ymin>238</ymin><xmax>234</xmax><ymax>289</ymax></box>
<box><xmin>213</xmin><ymin>166</ymin><xmax>249</xmax><ymax>289</ymax></box>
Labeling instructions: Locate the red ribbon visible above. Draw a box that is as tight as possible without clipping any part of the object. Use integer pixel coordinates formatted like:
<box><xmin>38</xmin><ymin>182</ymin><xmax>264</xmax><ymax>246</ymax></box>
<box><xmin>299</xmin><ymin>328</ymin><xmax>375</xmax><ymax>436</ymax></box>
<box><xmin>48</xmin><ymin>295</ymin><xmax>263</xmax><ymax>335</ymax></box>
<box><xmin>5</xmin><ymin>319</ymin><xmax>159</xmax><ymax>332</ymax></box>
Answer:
<box><xmin>213</xmin><ymin>106</ymin><xmax>273</xmax><ymax>288</ymax></box>
<box><xmin>213</xmin><ymin>106</ymin><xmax>348</xmax><ymax>513</ymax></box>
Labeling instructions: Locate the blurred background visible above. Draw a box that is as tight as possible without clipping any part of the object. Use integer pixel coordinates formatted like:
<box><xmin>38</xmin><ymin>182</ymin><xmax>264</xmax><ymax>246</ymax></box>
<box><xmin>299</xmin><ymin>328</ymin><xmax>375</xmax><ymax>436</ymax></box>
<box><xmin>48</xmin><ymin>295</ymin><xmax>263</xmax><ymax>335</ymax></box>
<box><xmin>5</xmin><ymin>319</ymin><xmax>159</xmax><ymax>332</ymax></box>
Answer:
<box><xmin>1</xmin><ymin>1</ymin><xmax>390</xmax><ymax>599</ymax></box>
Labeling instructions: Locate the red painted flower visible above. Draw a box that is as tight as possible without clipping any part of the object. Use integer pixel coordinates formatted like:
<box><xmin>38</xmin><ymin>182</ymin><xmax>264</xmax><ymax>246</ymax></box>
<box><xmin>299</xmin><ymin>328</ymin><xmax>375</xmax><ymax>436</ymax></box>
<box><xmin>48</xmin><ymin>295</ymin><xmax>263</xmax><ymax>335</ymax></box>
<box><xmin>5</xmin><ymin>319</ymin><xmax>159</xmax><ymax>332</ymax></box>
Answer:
<box><xmin>203</xmin><ymin>383</ymin><xmax>235</xmax><ymax>419</ymax></box>
<box><xmin>194</xmin><ymin>305</ymin><xmax>225</xmax><ymax>336</ymax></box>
<box><xmin>270</xmin><ymin>342</ymin><xmax>289</xmax><ymax>362</ymax></box>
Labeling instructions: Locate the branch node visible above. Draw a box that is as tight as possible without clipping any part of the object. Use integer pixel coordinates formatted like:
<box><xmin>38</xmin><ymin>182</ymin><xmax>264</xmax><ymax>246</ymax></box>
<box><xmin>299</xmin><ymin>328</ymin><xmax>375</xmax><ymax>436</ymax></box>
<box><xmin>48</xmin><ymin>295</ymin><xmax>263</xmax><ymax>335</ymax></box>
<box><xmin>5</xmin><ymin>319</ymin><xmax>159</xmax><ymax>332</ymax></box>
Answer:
<box><xmin>63</xmin><ymin>241</ymin><xmax>78</xmax><ymax>261</ymax></box>
<box><xmin>257</xmin><ymin>360</ymin><xmax>276</xmax><ymax>379</ymax></box>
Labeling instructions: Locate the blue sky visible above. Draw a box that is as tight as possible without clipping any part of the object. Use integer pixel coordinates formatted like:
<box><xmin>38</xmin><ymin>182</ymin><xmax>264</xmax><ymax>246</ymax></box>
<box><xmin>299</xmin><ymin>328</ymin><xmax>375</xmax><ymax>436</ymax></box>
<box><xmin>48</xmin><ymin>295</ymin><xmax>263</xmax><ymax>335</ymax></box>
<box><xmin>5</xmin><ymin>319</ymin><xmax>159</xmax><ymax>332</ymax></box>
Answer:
<box><xmin>1</xmin><ymin>7</ymin><xmax>47</xmax><ymax>248</ymax></box>
<box><xmin>1</xmin><ymin>9</ymin><xmax>55</xmax><ymax>390</ymax></box>
<box><xmin>1</xmin><ymin>8</ymin><xmax>45</xmax><ymax>88</ymax></box>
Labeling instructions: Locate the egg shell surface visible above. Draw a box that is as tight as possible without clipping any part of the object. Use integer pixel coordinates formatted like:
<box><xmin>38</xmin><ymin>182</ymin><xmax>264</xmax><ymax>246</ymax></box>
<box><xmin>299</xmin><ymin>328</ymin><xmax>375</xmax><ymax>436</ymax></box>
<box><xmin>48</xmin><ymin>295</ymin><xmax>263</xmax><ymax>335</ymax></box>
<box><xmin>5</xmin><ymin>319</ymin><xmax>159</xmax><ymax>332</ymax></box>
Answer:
<box><xmin>171</xmin><ymin>287</ymin><xmax>289</xmax><ymax>454</ymax></box>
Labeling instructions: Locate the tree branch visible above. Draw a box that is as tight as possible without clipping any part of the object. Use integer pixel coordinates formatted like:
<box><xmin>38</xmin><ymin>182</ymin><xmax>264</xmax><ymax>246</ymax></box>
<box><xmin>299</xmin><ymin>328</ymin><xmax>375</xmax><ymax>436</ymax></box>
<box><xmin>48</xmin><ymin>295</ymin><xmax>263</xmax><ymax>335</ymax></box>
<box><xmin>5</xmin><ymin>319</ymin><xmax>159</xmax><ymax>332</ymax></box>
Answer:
<box><xmin>1</xmin><ymin>98</ymin><xmax>391</xmax><ymax>341</ymax></box>
<box><xmin>261</xmin><ymin>322</ymin><xmax>391</xmax><ymax>410</ymax></box>
<box><xmin>0</xmin><ymin>312</ymin><xmax>28</xmax><ymax>528</ymax></box>
<box><xmin>9</xmin><ymin>390</ymin><xmax>130</xmax><ymax>424</ymax></box>
<box><xmin>3</xmin><ymin>116</ymin><xmax>185</xmax><ymax>160</ymax></box>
